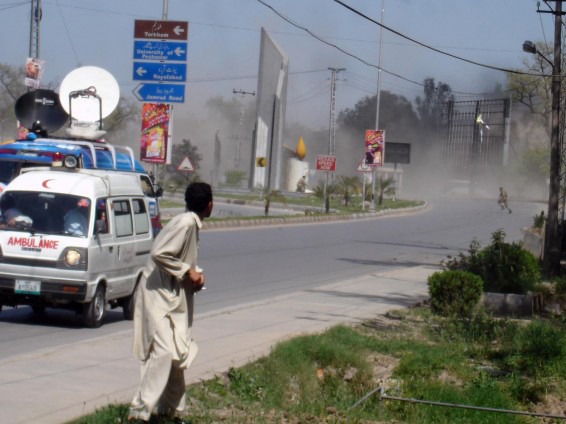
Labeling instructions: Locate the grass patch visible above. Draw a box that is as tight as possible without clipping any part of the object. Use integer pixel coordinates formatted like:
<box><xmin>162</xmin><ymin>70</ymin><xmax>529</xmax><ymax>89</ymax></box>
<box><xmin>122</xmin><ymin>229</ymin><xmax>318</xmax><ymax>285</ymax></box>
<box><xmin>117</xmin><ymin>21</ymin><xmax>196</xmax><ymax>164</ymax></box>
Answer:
<box><xmin>72</xmin><ymin>307</ymin><xmax>566</xmax><ymax>423</ymax></box>
<box><xmin>159</xmin><ymin>199</ymin><xmax>185</xmax><ymax>208</ymax></box>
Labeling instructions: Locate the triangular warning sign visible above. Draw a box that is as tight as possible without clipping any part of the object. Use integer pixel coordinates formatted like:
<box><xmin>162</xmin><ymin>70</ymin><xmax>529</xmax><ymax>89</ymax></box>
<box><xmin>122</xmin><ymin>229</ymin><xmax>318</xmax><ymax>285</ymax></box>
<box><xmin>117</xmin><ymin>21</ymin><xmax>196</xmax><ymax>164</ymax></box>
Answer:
<box><xmin>177</xmin><ymin>156</ymin><xmax>194</xmax><ymax>171</ymax></box>
<box><xmin>356</xmin><ymin>159</ymin><xmax>371</xmax><ymax>172</ymax></box>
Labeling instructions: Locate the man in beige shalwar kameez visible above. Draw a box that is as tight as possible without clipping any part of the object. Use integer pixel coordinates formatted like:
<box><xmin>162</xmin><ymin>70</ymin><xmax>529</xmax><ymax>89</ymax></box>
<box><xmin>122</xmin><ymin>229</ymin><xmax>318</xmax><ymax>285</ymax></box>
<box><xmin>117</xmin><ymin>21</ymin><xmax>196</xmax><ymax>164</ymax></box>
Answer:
<box><xmin>129</xmin><ymin>182</ymin><xmax>213</xmax><ymax>422</ymax></box>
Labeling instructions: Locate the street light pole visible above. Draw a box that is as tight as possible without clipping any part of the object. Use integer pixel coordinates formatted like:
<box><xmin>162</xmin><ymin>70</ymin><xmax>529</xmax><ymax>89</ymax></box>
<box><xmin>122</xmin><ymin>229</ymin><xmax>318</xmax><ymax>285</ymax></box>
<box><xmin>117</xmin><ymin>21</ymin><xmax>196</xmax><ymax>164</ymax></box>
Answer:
<box><xmin>370</xmin><ymin>0</ymin><xmax>385</xmax><ymax>210</ymax></box>
<box><xmin>544</xmin><ymin>0</ymin><xmax>563</xmax><ymax>275</ymax></box>
<box><xmin>324</xmin><ymin>67</ymin><xmax>345</xmax><ymax>213</ymax></box>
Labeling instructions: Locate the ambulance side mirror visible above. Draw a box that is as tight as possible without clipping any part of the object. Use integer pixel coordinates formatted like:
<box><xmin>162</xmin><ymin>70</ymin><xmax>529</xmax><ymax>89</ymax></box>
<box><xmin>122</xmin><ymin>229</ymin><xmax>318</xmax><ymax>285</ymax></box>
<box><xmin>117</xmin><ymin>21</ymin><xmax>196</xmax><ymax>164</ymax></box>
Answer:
<box><xmin>155</xmin><ymin>186</ymin><xmax>163</xmax><ymax>198</ymax></box>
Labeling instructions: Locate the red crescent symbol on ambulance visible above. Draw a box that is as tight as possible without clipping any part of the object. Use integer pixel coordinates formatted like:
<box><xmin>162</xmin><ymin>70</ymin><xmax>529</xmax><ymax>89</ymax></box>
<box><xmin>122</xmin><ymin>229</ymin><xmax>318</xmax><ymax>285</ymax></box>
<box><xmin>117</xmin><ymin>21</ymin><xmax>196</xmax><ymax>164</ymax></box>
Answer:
<box><xmin>42</xmin><ymin>179</ymin><xmax>54</xmax><ymax>189</ymax></box>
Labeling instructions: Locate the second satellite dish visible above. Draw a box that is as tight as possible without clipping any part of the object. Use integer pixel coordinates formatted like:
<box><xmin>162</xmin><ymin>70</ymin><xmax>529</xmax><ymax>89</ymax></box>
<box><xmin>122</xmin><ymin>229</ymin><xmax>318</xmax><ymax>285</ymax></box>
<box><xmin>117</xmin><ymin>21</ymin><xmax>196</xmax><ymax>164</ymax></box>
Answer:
<box><xmin>59</xmin><ymin>66</ymin><xmax>120</xmax><ymax>122</ymax></box>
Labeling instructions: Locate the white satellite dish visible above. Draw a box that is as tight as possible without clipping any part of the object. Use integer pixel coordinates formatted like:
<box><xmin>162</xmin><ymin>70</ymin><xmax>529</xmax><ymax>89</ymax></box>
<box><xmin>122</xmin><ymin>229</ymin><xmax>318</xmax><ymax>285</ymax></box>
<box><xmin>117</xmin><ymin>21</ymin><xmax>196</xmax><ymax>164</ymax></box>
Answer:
<box><xmin>59</xmin><ymin>66</ymin><xmax>120</xmax><ymax>122</ymax></box>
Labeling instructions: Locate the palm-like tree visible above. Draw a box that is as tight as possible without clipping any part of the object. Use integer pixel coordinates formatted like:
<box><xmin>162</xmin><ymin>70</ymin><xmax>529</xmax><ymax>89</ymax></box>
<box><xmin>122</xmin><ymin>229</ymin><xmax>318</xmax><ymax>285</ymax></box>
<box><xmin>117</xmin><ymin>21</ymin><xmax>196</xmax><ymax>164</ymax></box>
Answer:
<box><xmin>336</xmin><ymin>176</ymin><xmax>360</xmax><ymax>207</ymax></box>
<box><xmin>314</xmin><ymin>182</ymin><xmax>339</xmax><ymax>213</ymax></box>
<box><xmin>377</xmin><ymin>176</ymin><xmax>396</xmax><ymax>206</ymax></box>
<box><xmin>262</xmin><ymin>189</ymin><xmax>287</xmax><ymax>216</ymax></box>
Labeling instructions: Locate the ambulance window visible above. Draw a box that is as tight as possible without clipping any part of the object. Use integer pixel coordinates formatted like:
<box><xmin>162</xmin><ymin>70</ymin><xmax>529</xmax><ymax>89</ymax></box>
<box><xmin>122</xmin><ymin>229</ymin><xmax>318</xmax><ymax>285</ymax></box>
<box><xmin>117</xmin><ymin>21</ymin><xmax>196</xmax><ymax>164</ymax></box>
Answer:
<box><xmin>95</xmin><ymin>198</ymin><xmax>109</xmax><ymax>234</ymax></box>
<box><xmin>140</xmin><ymin>176</ymin><xmax>155</xmax><ymax>197</ymax></box>
<box><xmin>112</xmin><ymin>200</ymin><xmax>133</xmax><ymax>237</ymax></box>
<box><xmin>132</xmin><ymin>199</ymin><xmax>149</xmax><ymax>235</ymax></box>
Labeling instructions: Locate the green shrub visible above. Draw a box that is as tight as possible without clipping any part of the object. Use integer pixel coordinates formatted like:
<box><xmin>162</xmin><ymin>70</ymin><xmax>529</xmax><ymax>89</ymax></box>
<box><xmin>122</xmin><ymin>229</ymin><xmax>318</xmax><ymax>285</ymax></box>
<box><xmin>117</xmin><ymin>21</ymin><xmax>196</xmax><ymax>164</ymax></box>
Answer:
<box><xmin>443</xmin><ymin>229</ymin><xmax>540</xmax><ymax>295</ymax></box>
<box><xmin>555</xmin><ymin>276</ymin><xmax>566</xmax><ymax>296</ymax></box>
<box><xmin>441</xmin><ymin>238</ymin><xmax>483</xmax><ymax>275</ymax></box>
<box><xmin>477</xmin><ymin>230</ymin><xmax>540</xmax><ymax>294</ymax></box>
<box><xmin>224</xmin><ymin>169</ymin><xmax>247</xmax><ymax>187</ymax></box>
<box><xmin>513</xmin><ymin>320</ymin><xmax>565</xmax><ymax>372</ymax></box>
<box><xmin>428</xmin><ymin>270</ymin><xmax>483</xmax><ymax>317</ymax></box>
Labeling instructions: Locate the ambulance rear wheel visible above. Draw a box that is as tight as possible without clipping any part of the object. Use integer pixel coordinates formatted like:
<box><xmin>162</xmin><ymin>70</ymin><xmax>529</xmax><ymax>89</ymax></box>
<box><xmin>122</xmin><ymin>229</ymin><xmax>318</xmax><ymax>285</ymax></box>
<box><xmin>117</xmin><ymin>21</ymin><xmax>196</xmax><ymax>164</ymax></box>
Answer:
<box><xmin>122</xmin><ymin>290</ymin><xmax>136</xmax><ymax>321</ymax></box>
<box><xmin>83</xmin><ymin>285</ymin><xmax>106</xmax><ymax>328</ymax></box>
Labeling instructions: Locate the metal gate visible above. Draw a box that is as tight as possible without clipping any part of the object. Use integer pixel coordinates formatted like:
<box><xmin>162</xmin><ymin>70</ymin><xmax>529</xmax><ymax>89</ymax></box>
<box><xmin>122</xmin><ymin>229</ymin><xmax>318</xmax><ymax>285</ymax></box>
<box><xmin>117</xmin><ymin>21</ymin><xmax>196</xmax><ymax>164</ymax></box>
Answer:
<box><xmin>440</xmin><ymin>97</ymin><xmax>511</xmax><ymax>168</ymax></box>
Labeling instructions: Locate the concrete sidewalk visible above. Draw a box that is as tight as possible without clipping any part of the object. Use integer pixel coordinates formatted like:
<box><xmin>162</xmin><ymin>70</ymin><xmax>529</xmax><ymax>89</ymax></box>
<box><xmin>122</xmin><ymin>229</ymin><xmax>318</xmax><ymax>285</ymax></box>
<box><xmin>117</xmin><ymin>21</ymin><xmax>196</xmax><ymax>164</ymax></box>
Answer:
<box><xmin>0</xmin><ymin>266</ymin><xmax>435</xmax><ymax>424</ymax></box>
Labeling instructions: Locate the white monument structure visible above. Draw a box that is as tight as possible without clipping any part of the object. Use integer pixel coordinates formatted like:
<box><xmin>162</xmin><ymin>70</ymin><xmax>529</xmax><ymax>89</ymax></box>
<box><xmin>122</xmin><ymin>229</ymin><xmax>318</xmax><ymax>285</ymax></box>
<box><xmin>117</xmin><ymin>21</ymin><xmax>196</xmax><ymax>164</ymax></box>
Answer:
<box><xmin>250</xmin><ymin>28</ymin><xmax>288</xmax><ymax>190</ymax></box>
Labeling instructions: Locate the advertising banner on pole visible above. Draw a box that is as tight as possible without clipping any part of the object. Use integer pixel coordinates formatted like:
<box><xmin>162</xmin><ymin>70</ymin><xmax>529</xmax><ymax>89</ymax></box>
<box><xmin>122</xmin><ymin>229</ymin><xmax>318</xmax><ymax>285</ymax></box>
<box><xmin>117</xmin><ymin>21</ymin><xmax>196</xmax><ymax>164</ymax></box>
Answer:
<box><xmin>365</xmin><ymin>129</ymin><xmax>385</xmax><ymax>166</ymax></box>
<box><xmin>140</xmin><ymin>103</ymin><xmax>170</xmax><ymax>163</ymax></box>
<box><xmin>24</xmin><ymin>58</ymin><xmax>45</xmax><ymax>89</ymax></box>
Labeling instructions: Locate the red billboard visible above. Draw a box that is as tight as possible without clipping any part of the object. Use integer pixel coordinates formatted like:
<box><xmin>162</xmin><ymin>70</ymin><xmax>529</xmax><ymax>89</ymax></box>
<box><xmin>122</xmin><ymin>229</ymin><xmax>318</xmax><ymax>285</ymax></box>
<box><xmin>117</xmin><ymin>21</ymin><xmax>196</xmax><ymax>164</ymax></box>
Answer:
<box><xmin>316</xmin><ymin>155</ymin><xmax>336</xmax><ymax>172</ymax></box>
<box><xmin>140</xmin><ymin>103</ymin><xmax>170</xmax><ymax>164</ymax></box>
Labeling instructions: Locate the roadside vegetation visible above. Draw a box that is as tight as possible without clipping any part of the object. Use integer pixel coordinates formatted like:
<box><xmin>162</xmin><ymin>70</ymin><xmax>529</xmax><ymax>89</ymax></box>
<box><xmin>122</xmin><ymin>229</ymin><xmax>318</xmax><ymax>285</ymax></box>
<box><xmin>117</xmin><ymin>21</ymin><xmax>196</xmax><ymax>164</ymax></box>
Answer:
<box><xmin>70</xmin><ymin>305</ymin><xmax>566</xmax><ymax>424</ymax></box>
<box><xmin>160</xmin><ymin>190</ymin><xmax>423</xmax><ymax>217</ymax></box>
<box><xmin>70</xmin><ymin>230</ymin><xmax>566</xmax><ymax>423</ymax></box>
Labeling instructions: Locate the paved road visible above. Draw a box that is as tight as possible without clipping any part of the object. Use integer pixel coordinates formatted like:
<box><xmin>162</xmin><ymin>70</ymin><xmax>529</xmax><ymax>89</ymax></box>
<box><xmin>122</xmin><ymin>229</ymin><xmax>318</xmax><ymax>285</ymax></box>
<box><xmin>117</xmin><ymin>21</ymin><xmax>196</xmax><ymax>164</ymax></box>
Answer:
<box><xmin>0</xmin><ymin>197</ymin><xmax>542</xmax><ymax>360</ymax></box>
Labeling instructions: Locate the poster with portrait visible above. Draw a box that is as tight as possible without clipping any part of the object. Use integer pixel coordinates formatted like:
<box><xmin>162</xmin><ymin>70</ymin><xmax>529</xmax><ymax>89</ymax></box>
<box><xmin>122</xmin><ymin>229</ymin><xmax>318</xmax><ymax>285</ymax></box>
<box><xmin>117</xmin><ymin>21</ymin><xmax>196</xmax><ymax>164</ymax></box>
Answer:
<box><xmin>140</xmin><ymin>103</ymin><xmax>170</xmax><ymax>164</ymax></box>
<box><xmin>365</xmin><ymin>129</ymin><xmax>385</xmax><ymax>166</ymax></box>
<box><xmin>24</xmin><ymin>58</ymin><xmax>45</xmax><ymax>89</ymax></box>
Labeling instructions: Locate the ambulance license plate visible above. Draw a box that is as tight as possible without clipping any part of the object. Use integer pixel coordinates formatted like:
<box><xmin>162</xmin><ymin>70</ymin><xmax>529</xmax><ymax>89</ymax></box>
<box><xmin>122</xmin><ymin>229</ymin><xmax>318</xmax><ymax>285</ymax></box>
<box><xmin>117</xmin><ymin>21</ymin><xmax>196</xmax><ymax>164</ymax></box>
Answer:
<box><xmin>15</xmin><ymin>280</ymin><xmax>41</xmax><ymax>295</ymax></box>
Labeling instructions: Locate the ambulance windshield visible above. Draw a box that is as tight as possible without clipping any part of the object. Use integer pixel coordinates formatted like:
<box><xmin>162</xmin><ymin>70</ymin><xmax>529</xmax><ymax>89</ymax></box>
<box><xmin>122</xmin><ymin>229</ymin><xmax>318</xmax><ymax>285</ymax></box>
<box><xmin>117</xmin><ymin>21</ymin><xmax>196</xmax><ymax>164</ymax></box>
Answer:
<box><xmin>0</xmin><ymin>191</ymin><xmax>91</xmax><ymax>237</ymax></box>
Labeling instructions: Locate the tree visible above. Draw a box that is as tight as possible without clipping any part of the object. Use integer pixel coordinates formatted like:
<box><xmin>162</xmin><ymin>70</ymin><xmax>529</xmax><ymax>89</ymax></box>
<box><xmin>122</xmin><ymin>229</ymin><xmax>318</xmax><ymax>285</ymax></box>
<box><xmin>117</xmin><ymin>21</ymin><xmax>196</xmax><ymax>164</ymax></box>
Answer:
<box><xmin>261</xmin><ymin>189</ymin><xmax>287</xmax><ymax>216</ymax></box>
<box><xmin>377</xmin><ymin>176</ymin><xmax>396</xmax><ymax>206</ymax></box>
<box><xmin>415</xmin><ymin>77</ymin><xmax>454</xmax><ymax>128</ymax></box>
<box><xmin>338</xmin><ymin>91</ymin><xmax>419</xmax><ymax>136</ymax></box>
<box><xmin>313</xmin><ymin>182</ymin><xmax>339</xmax><ymax>213</ymax></box>
<box><xmin>0</xmin><ymin>63</ymin><xmax>26</xmax><ymax>140</ymax></box>
<box><xmin>337</xmin><ymin>91</ymin><xmax>421</xmax><ymax>168</ymax></box>
<box><xmin>165</xmin><ymin>139</ymin><xmax>203</xmax><ymax>184</ymax></box>
<box><xmin>103</xmin><ymin>97</ymin><xmax>140</xmax><ymax>137</ymax></box>
<box><xmin>506</xmin><ymin>41</ymin><xmax>552</xmax><ymax>132</ymax></box>
<box><xmin>335</xmin><ymin>175</ymin><xmax>360</xmax><ymax>207</ymax></box>
<box><xmin>519</xmin><ymin>145</ymin><xmax>550</xmax><ymax>187</ymax></box>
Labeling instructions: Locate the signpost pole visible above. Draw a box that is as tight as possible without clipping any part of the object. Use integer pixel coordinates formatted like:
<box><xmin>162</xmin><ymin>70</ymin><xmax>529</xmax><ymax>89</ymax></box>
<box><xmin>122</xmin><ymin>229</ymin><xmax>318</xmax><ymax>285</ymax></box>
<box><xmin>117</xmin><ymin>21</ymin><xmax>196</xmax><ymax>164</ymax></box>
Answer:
<box><xmin>393</xmin><ymin>162</ymin><xmax>397</xmax><ymax>201</ymax></box>
<box><xmin>162</xmin><ymin>0</ymin><xmax>168</xmax><ymax>19</ymax></box>
<box><xmin>323</xmin><ymin>171</ymin><xmax>328</xmax><ymax>213</ymax></box>
<box><xmin>362</xmin><ymin>176</ymin><xmax>366</xmax><ymax>211</ymax></box>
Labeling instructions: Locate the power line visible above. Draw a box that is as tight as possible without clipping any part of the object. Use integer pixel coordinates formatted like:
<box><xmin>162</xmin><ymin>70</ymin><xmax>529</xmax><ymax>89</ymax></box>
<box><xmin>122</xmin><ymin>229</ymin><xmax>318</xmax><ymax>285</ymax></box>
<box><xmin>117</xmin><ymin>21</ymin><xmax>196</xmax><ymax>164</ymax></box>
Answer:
<box><xmin>55</xmin><ymin>0</ymin><xmax>79</xmax><ymax>66</ymax></box>
<box><xmin>331</xmin><ymin>0</ymin><xmax>556</xmax><ymax>78</ymax></box>
<box><xmin>0</xmin><ymin>1</ymin><xmax>26</xmax><ymax>11</ymax></box>
<box><xmin>254</xmin><ymin>0</ymin><xmax>431</xmax><ymax>87</ymax></box>
<box><xmin>254</xmin><ymin>0</ymin><xmax>524</xmax><ymax>96</ymax></box>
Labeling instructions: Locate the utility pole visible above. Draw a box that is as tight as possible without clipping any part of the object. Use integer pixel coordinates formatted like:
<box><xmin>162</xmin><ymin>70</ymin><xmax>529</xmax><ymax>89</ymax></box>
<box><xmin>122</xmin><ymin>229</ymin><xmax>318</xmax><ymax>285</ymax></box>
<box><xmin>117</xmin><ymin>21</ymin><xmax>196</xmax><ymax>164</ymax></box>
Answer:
<box><xmin>232</xmin><ymin>89</ymin><xmax>255</xmax><ymax>170</ymax></box>
<box><xmin>370</xmin><ymin>0</ymin><xmax>385</xmax><ymax>210</ymax></box>
<box><xmin>324</xmin><ymin>67</ymin><xmax>345</xmax><ymax>212</ymax></box>
<box><xmin>543</xmin><ymin>0</ymin><xmax>564</xmax><ymax>275</ymax></box>
<box><xmin>29</xmin><ymin>0</ymin><xmax>41</xmax><ymax>58</ymax></box>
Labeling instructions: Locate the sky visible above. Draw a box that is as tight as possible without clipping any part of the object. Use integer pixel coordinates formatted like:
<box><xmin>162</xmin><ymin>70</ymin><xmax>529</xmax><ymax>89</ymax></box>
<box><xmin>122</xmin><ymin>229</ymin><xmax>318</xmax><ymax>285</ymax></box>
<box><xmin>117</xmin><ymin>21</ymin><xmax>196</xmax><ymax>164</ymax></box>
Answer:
<box><xmin>0</xmin><ymin>0</ymin><xmax>553</xmax><ymax>175</ymax></box>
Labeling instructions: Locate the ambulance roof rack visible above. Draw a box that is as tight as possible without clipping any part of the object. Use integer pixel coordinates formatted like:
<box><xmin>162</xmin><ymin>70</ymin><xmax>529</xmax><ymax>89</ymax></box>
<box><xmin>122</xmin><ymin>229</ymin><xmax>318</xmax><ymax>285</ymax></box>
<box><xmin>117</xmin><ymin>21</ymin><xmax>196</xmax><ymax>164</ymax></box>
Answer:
<box><xmin>19</xmin><ymin>135</ymin><xmax>137</xmax><ymax>172</ymax></box>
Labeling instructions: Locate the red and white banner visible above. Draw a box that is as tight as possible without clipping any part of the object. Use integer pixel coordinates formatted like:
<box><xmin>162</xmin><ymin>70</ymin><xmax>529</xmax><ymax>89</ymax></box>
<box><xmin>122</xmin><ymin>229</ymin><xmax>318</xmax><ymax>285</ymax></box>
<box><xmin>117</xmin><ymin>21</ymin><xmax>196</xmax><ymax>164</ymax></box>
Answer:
<box><xmin>316</xmin><ymin>155</ymin><xmax>336</xmax><ymax>172</ymax></box>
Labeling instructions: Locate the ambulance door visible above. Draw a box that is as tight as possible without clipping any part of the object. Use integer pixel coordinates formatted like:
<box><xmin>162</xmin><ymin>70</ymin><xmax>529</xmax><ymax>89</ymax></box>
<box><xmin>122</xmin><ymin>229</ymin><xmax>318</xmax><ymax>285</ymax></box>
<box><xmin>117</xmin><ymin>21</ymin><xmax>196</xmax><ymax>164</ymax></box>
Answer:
<box><xmin>90</xmin><ymin>198</ymin><xmax>114</xmax><ymax>293</ymax></box>
<box><xmin>131</xmin><ymin>198</ymin><xmax>152</xmax><ymax>271</ymax></box>
<box><xmin>109</xmin><ymin>198</ymin><xmax>136</xmax><ymax>298</ymax></box>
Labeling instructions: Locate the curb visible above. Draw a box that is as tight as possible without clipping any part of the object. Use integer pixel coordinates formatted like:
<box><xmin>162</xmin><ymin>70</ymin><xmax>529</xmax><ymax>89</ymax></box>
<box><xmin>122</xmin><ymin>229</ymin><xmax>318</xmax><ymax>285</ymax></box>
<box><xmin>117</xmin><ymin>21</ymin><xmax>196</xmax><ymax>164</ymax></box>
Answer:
<box><xmin>202</xmin><ymin>202</ymin><xmax>428</xmax><ymax>230</ymax></box>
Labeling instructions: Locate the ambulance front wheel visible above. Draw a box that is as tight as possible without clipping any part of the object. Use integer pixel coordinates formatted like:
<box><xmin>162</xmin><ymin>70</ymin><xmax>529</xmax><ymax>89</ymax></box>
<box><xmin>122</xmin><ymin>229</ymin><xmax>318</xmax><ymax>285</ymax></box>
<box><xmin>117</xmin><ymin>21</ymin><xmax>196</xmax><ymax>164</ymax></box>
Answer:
<box><xmin>83</xmin><ymin>285</ymin><xmax>106</xmax><ymax>328</ymax></box>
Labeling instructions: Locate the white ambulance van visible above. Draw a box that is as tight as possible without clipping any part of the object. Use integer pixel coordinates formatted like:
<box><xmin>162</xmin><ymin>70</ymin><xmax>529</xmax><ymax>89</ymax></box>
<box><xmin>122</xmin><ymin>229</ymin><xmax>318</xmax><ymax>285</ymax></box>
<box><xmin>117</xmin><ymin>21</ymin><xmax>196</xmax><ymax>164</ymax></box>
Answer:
<box><xmin>0</xmin><ymin>167</ymin><xmax>153</xmax><ymax>327</ymax></box>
